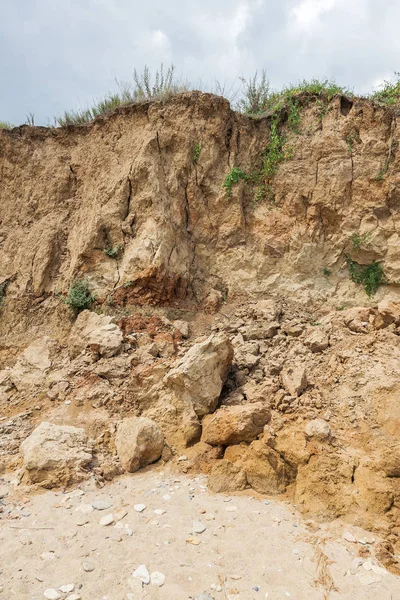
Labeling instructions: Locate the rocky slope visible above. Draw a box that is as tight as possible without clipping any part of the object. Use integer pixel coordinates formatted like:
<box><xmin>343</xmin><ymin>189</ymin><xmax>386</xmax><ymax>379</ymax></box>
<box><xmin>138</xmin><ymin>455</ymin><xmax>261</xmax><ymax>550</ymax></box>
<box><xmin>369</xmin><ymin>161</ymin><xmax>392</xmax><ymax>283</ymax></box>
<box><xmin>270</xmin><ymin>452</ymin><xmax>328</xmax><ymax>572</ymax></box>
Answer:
<box><xmin>0</xmin><ymin>91</ymin><xmax>399</xmax><ymax>571</ymax></box>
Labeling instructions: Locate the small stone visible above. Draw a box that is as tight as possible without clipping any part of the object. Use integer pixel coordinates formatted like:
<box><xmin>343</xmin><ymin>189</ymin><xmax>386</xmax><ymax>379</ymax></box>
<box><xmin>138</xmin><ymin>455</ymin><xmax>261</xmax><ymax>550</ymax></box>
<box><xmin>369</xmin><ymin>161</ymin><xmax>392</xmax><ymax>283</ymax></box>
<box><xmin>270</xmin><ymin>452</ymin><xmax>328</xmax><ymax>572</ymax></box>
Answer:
<box><xmin>76</xmin><ymin>516</ymin><xmax>89</xmax><ymax>526</ymax></box>
<box><xmin>343</xmin><ymin>531</ymin><xmax>357</xmax><ymax>543</ymax></box>
<box><xmin>66</xmin><ymin>595</ymin><xmax>81</xmax><ymax>600</ymax></box>
<box><xmin>150</xmin><ymin>571</ymin><xmax>166</xmax><ymax>587</ymax></box>
<box><xmin>75</xmin><ymin>504</ymin><xmax>94</xmax><ymax>514</ymax></box>
<box><xmin>133</xmin><ymin>564</ymin><xmax>150</xmax><ymax>584</ymax></box>
<box><xmin>134</xmin><ymin>504</ymin><xmax>147</xmax><ymax>513</ymax></box>
<box><xmin>154</xmin><ymin>509</ymin><xmax>166</xmax><ymax>515</ymax></box>
<box><xmin>193</xmin><ymin>521</ymin><xmax>206</xmax><ymax>534</ymax></box>
<box><xmin>99</xmin><ymin>513</ymin><xmax>114</xmax><ymax>526</ymax></box>
<box><xmin>82</xmin><ymin>561</ymin><xmax>95</xmax><ymax>572</ymax></box>
<box><xmin>305</xmin><ymin>419</ymin><xmax>332</xmax><ymax>441</ymax></box>
<box><xmin>186</xmin><ymin>537</ymin><xmax>202</xmax><ymax>546</ymax></box>
<box><xmin>44</xmin><ymin>590</ymin><xmax>61</xmax><ymax>600</ymax></box>
<box><xmin>59</xmin><ymin>584</ymin><xmax>75</xmax><ymax>593</ymax></box>
<box><xmin>178</xmin><ymin>455</ymin><xmax>188</xmax><ymax>462</ymax></box>
<box><xmin>92</xmin><ymin>500</ymin><xmax>112</xmax><ymax>511</ymax></box>
<box><xmin>225</xmin><ymin>506</ymin><xmax>238</xmax><ymax>512</ymax></box>
<box><xmin>194</xmin><ymin>594</ymin><xmax>214</xmax><ymax>600</ymax></box>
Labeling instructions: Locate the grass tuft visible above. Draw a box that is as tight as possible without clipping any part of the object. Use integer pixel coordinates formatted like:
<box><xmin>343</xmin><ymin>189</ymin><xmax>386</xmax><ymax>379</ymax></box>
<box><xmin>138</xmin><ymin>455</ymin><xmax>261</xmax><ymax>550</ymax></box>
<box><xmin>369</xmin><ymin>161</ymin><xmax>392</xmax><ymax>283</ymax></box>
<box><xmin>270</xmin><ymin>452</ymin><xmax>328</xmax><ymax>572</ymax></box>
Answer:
<box><xmin>61</xmin><ymin>278</ymin><xmax>96</xmax><ymax>312</ymax></box>
<box><xmin>346</xmin><ymin>257</ymin><xmax>387</xmax><ymax>297</ymax></box>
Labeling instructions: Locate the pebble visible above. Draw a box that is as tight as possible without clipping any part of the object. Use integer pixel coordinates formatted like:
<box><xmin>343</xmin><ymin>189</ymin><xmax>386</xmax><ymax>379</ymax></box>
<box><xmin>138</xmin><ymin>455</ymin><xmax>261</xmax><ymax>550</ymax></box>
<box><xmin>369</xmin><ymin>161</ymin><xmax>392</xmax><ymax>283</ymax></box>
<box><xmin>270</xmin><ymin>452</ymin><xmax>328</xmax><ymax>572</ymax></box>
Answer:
<box><xmin>134</xmin><ymin>504</ymin><xmax>147</xmax><ymax>513</ymax></box>
<box><xmin>75</xmin><ymin>504</ymin><xmax>94</xmax><ymax>514</ymax></box>
<box><xmin>150</xmin><ymin>571</ymin><xmax>166</xmax><ymax>587</ymax></box>
<box><xmin>178</xmin><ymin>455</ymin><xmax>188</xmax><ymax>462</ymax></box>
<box><xmin>76</xmin><ymin>516</ymin><xmax>89</xmax><ymax>526</ymax></box>
<box><xmin>193</xmin><ymin>521</ymin><xmax>206</xmax><ymax>534</ymax></box>
<box><xmin>59</xmin><ymin>584</ymin><xmax>75</xmax><ymax>593</ymax></box>
<box><xmin>154</xmin><ymin>509</ymin><xmax>166</xmax><ymax>515</ymax></box>
<box><xmin>43</xmin><ymin>590</ymin><xmax>61</xmax><ymax>600</ymax></box>
<box><xmin>92</xmin><ymin>500</ymin><xmax>112</xmax><ymax>511</ymax></box>
<box><xmin>194</xmin><ymin>594</ymin><xmax>214</xmax><ymax>600</ymax></box>
<box><xmin>225</xmin><ymin>506</ymin><xmax>238</xmax><ymax>512</ymax></box>
<box><xmin>133</xmin><ymin>564</ymin><xmax>150</xmax><ymax>584</ymax></box>
<box><xmin>82</xmin><ymin>561</ymin><xmax>95</xmax><ymax>572</ymax></box>
<box><xmin>66</xmin><ymin>595</ymin><xmax>81</xmax><ymax>600</ymax></box>
<box><xmin>343</xmin><ymin>531</ymin><xmax>357</xmax><ymax>543</ymax></box>
<box><xmin>99</xmin><ymin>514</ymin><xmax>114</xmax><ymax>526</ymax></box>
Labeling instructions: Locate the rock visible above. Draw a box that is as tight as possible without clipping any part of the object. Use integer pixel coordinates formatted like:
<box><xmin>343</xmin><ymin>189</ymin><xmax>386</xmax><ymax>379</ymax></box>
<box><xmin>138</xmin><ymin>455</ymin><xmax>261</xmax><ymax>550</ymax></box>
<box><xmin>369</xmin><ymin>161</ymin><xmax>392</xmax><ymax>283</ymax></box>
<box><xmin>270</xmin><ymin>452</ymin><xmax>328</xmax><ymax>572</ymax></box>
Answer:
<box><xmin>59</xmin><ymin>585</ymin><xmax>75</xmax><ymax>593</ymax></box>
<box><xmin>68</xmin><ymin>310</ymin><xmax>123</xmax><ymax>359</ymax></box>
<box><xmin>82</xmin><ymin>561</ymin><xmax>95</xmax><ymax>572</ymax></box>
<box><xmin>99</xmin><ymin>513</ymin><xmax>114</xmax><ymax>526</ymax></box>
<box><xmin>201</xmin><ymin>403</ymin><xmax>270</xmax><ymax>446</ymax></box>
<box><xmin>173</xmin><ymin>320</ymin><xmax>190</xmax><ymax>338</ymax></box>
<box><xmin>115</xmin><ymin>417</ymin><xmax>164</xmax><ymax>473</ymax></box>
<box><xmin>203</xmin><ymin>289</ymin><xmax>223</xmax><ymax>314</ymax></box>
<box><xmin>281</xmin><ymin>365</ymin><xmax>308</xmax><ymax>397</ymax></box>
<box><xmin>343</xmin><ymin>531</ymin><xmax>357</xmax><ymax>543</ymax></box>
<box><xmin>20</xmin><ymin>422</ymin><xmax>92</xmax><ymax>488</ymax></box>
<box><xmin>304</xmin><ymin>329</ymin><xmax>329</xmax><ymax>353</ymax></box>
<box><xmin>165</xmin><ymin>333</ymin><xmax>233</xmax><ymax>417</ymax></box>
<box><xmin>10</xmin><ymin>336</ymin><xmax>59</xmax><ymax>392</ymax></box>
<box><xmin>44</xmin><ymin>590</ymin><xmax>61</xmax><ymax>600</ymax></box>
<box><xmin>192</xmin><ymin>521</ymin><xmax>206</xmax><ymax>533</ymax></box>
<box><xmin>305</xmin><ymin>419</ymin><xmax>332</xmax><ymax>441</ymax></box>
<box><xmin>194</xmin><ymin>595</ymin><xmax>214</xmax><ymax>600</ymax></box>
<box><xmin>133</xmin><ymin>564</ymin><xmax>150</xmax><ymax>584</ymax></box>
<box><xmin>244</xmin><ymin>441</ymin><xmax>292</xmax><ymax>495</ymax></box>
<box><xmin>150</xmin><ymin>571</ymin><xmax>166</xmax><ymax>587</ymax></box>
<box><xmin>66</xmin><ymin>595</ymin><xmax>81</xmax><ymax>600</ymax></box>
<box><xmin>92</xmin><ymin>500</ymin><xmax>112</xmax><ymax>511</ymax></box>
<box><xmin>208</xmin><ymin>460</ymin><xmax>247</xmax><ymax>493</ymax></box>
<box><xmin>134</xmin><ymin>504</ymin><xmax>147</xmax><ymax>512</ymax></box>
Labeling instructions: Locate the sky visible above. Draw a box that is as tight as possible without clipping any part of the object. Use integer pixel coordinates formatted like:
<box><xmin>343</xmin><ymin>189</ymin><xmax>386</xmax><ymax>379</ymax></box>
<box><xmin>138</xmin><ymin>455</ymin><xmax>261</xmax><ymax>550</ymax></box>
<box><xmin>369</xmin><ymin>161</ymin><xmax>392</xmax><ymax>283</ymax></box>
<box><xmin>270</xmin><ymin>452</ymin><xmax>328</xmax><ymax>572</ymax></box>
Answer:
<box><xmin>1</xmin><ymin>0</ymin><xmax>399</xmax><ymax>125</ymax></box>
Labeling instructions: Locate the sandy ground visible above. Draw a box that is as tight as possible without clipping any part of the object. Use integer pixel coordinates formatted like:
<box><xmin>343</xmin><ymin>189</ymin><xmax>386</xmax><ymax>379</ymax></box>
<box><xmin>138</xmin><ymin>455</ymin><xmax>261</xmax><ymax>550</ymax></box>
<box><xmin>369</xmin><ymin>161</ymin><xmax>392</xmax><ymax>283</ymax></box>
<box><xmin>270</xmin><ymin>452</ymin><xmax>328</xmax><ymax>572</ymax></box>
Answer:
<box><xmin>0</xmin><ymin>470</ymin><xmax>399</xmax><ymax>600</ymax></box>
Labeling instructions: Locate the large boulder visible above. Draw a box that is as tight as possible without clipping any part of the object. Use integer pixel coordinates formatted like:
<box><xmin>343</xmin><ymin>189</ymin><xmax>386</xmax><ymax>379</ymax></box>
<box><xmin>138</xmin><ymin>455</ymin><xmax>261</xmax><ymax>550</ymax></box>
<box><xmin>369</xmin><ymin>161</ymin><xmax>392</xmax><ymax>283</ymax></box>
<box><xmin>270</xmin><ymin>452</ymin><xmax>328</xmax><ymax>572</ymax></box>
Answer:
<box><xmin>201</xmin><ymin>402</ymin><xmax>270</xmax><ymax>446</ymax></box>
<box><xmin>116</xmin><ymin>417</ymin><xmax>164</xmax><ymax>473</ymax></box>
<box><xmin>68</xmin><ymin>310</ymin><xmax>123</xmax><ymax>359</ymax></box>
<box><xmin>208</xmin><ymin>459</ymin><xmax>247</xmax><ymax>493</ymax></box>
<box><xmin>244</xmin><ymin>441</ymin><xmax>292</xmax><ymax>495</ymax></box>
<box><xmin>20</xmin><ymin>422</ymin><xmax>92</xmax><ymax>488</ymax></box>
<box><xmin>165</xmin><ymin>333</ymin><xmax>233</xmax><ymax>417</ymax></box>
<box><xmin>10</xmin><ymin>337</ymin><xmax>59</xmax><ymax>392</ymax></box>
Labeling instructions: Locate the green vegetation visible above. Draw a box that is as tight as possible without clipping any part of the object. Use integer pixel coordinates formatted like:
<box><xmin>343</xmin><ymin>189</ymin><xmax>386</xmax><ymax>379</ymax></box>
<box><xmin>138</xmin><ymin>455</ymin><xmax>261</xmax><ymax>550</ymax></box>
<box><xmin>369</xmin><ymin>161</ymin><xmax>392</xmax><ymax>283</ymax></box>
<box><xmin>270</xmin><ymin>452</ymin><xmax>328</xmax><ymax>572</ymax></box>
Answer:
<box><xmin>193</xmin><ymin>143</ymin><xmax>201</xmax><ymax>165</ymax></box>
<box><xmin>351</xmin><ymin>232</ymin><xmax>371</xmax><ymax>249</ymax></box>
<box><xmin>104</xmin><ymin>244</ymin><xmax>123</xmax><ymax>259</ymax></box>
<box><xmin>346</xmin><ymin>130</ymin><xmax>360</xmax><ymax>154</ymax></box>
<box><xmin>223</xmin><ymin>167</ymin><xmax>249</xmax><ymax>197</ymax></box>
<box><xmin>322</xmin><ymin>267</ymin><xmax>332</xmax><ymax>276</ymax></box>
<box><xmin>371</xmin><ymin>73</ymin><xmax>400</xmax><ymax>106</ymax></box>
<box><xmin>55</xmin><ymin>64</ymin><xmax>189</xmax><ymax>126</ymax></box>
<box><xmin>0</xmin><ymin>121</ymin><xmax>13</xmax><ymax>129</ymax></box>
<box><xmin>346</xmin><ymin>257</ymin><xmax>387</xmax><ymax>297</ymax></box>
<box><xmin>62</xmin><ymin>279</ymin><xmax>96</xmax><ymax>312</ymax></box>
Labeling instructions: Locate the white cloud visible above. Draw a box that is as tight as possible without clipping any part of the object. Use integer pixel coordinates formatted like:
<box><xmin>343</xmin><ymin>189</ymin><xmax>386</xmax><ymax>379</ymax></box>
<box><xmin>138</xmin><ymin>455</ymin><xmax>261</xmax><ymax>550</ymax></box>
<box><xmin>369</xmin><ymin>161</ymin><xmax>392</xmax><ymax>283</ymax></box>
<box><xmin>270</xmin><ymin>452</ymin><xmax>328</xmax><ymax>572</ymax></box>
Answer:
<box><xmin>290</xmin><ymin>0</ymin><xmax>341</xmax><ymax>30</ymax></box>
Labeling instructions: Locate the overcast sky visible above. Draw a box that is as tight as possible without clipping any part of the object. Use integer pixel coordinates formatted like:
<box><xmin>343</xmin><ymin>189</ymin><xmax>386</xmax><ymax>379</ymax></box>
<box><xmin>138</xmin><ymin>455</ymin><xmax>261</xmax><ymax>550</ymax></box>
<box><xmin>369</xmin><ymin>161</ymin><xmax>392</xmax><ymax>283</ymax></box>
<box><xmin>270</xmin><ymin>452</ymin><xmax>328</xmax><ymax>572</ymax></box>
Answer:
<box><xmin>1</xmin><ymin>0</ymin><xmax>399</xmax><ymax>125</ymax></box>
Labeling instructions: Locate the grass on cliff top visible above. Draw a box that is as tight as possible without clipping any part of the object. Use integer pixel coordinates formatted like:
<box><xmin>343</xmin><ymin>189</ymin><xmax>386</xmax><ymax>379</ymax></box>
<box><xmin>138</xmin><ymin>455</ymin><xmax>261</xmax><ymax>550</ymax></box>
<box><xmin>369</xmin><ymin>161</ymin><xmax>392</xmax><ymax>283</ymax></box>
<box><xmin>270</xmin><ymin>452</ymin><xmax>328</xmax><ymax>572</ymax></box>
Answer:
<box><xmin>0</xmin><ymin>121</ymin><xmax>14</xmax><ymax>129</ymax></box>
<box><xmin>236</xmin><ymin>72</ymin><xmax>352</xmax><ymax>116</ymax></box>
<box><xmin>370</xmin><ymin>72</ymin><xmax>400</xmax><ymax>106</ymax></box>
<box><xmin>56</xmin><ymin>64</ymin><xmax>190</xmax><ymax>126</ymax></box>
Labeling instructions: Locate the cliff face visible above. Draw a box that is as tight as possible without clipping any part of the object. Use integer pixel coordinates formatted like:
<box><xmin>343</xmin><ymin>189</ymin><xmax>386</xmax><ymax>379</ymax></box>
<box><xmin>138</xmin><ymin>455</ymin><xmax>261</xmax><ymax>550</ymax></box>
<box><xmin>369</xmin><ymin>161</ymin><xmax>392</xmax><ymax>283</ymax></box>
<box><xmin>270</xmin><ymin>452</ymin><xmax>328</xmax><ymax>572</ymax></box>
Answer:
<box><xmin>1</xmin><ymin>91</ymin><xmax>400</xmax><ymax>349</ymax></box>
<box><xmin>1</xmin><ymin>92</ymin><xmax>400</xmax><ymax>567</ymax></box>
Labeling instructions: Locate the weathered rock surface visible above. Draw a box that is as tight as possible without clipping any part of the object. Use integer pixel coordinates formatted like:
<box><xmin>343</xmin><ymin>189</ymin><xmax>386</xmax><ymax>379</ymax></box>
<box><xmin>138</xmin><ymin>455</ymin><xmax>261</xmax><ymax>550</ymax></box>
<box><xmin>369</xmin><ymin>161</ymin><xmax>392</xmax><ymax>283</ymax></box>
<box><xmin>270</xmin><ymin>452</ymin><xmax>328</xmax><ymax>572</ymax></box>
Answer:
<box><xmin>20</xmin><ymin>422</ymin><xmax>92</xmax><ymax>488</ymax></box>
<box><xmin>115</xmin><ymin>416</ymin><xmax>164</xmax><ymax>473</ymax></box>
<box><xmin>165</xmin><ymin>333</ymin><xmax>233</xmax><ymax>417</ymax></box>
<box><xmin>201</xmin><ymin>402</ymin><xmax>270</xmax><ymax>446</ymax></box>
<box><xmin>10</xmin><ymin>336</ymin><xmax>59</xmax><ymax>392</ymax></box>
<box><xmin>208</xmin><ymin>459</ymin><xmax>247</xmax><ymax>492</ymax></box>
<box><xmin>281</xmin><ymin>365</ymin><xmax>308</xmax><ymax>397</ymax></box>
<box><xmin>68</xmin><ymin>310</ymin><xmax>123</xmax><ymax>358</ymax></box>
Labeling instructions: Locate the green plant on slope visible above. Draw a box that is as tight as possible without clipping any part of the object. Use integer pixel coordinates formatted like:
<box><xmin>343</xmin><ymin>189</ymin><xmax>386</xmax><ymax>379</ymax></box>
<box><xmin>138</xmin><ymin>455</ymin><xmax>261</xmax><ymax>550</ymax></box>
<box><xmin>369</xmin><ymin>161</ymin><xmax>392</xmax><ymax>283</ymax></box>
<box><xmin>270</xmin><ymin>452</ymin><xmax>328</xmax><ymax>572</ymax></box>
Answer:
<box><xmin>63</xmin><ymin>279</ymin><xmax>96</xmax><ymax>312</ymax></box>
<box><xmin>322</xmin><ymin>267</ymin><xmax>332</xmax><ymax>276</ymax></box>
<box><xmin>346</xmin><ymin>257</ymin><xmax>387</xmax><ymax>297</ymax></box>
<box><xmin>0</xmin><ymin>121</ymin><xmax>14</xmax><ymax>129</ymax></box>
<box><xmin>223</xmin><ymin>166</ymin><xmax>249</xmax><ymax>197</ymax></box>
<box><xmin>104</xmin><ymin>244</ymin><xmax>123</xmax><ymax>259</ymax></box>
<box><xmin>237</xmin><ymin>70</ymin><xmax>271</xmax><ymax>115</ymax></box>
<box><xmin>351</xmin><ymin>232</ymin><xmax>371</xmax><ymax>249</ymax></box>
<box><xmin>193</xmin><ymin>143</ymin><xmax>201</xmax><ymax>164</ymax></box>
